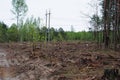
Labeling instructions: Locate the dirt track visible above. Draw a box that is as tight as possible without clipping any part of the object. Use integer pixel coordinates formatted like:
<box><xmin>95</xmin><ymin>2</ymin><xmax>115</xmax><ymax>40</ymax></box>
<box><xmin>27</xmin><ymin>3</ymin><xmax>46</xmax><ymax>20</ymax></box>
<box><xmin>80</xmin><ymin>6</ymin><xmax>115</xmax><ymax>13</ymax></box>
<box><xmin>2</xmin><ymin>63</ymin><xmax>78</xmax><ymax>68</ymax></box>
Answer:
<box><xmin>0</xmin><ymin>42</ymin><xmax>120</xmax><ymax>80</ymax></box>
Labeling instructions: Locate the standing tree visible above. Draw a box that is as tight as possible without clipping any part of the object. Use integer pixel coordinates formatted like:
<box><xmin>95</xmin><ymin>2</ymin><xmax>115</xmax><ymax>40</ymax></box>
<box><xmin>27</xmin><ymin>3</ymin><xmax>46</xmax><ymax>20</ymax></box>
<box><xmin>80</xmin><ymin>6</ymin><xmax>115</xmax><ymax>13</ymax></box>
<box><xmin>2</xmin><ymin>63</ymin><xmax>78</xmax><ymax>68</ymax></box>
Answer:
<box><xmin>102</xmin><ymin>0</ymin><xmax>120</xmax><ymax>50</ymax></box>
<box><xmin>11</xmin><ymin>0</ymin><xmax>28</xmax><ymax>27</ymax></box>
<box><xmin>89</xmin><ymin>14</ymin><xmax>102</xmax><ymax>42</ymax></box>
<box><xmin>11</xmin><ymin>0</ymin><xmax>28</xmax><ymax>41</ymax></box>
<box><xmin>23</xmin><ymin>17</ymin><xmax>41</xmax><ymax>42</ymax></box>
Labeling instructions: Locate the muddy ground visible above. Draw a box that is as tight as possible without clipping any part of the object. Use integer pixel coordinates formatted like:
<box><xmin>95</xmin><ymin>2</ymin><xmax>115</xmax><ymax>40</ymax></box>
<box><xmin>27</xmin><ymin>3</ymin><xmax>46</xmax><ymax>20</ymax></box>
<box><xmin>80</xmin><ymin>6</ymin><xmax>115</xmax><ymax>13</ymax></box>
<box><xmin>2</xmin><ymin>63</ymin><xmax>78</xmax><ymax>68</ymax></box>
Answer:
<box><xmin>0</xmin><ymin>41</ymin><xmax>120</xmax><ymax>80</ymax></box>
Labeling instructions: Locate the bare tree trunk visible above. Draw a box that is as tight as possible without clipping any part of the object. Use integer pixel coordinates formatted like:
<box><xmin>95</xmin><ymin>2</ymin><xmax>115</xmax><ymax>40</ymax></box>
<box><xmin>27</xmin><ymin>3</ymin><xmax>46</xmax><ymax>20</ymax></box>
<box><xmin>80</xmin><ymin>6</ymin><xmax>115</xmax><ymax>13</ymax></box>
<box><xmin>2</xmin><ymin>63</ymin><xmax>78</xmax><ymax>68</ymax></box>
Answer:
<box><xmin>103</xmin><ymin>0</ymin><xmax>109</xmax><ymax>48</ymax></box>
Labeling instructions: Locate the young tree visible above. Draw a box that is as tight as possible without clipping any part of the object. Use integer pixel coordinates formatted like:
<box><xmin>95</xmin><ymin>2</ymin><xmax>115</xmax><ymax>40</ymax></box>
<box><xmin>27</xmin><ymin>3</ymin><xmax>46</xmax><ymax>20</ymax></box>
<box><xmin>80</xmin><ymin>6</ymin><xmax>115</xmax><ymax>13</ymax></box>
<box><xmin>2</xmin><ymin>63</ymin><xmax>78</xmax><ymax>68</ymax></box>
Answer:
<box><xmin>11</xmin><ymin>0</ymin><xmax>28</xmax><ymax>27</ymax></box>
<box><xmin>23</xmin><ymin>17</ymin><xmax>41</xmax><ymax>42</ymax></box>
<box><xmin>89</xmin><ymin>14</ymin><xmax>102</xmax><ymax>41</ymax></box>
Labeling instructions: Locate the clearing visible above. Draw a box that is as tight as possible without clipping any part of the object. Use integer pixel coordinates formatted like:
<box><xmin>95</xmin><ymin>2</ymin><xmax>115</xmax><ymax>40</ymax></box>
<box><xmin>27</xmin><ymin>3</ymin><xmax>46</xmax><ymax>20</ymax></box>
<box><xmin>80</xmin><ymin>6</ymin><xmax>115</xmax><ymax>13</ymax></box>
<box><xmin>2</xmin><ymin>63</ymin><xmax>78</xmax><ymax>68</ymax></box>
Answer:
<box><xmin>0</xmin><ymin>41</ymin><xmax>120</xmax><ymax>80</ymax></box>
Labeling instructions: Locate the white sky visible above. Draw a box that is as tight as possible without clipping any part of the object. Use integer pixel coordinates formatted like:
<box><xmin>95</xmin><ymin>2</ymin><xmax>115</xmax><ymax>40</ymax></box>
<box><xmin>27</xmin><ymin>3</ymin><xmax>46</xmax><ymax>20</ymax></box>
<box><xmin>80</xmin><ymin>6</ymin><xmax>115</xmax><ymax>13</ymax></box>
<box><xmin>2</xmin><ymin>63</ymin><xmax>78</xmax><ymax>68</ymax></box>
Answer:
<box><xmin>0</xmin><ymin>0</ymin><xmax>101</xmax><ymax>31</ymax></box>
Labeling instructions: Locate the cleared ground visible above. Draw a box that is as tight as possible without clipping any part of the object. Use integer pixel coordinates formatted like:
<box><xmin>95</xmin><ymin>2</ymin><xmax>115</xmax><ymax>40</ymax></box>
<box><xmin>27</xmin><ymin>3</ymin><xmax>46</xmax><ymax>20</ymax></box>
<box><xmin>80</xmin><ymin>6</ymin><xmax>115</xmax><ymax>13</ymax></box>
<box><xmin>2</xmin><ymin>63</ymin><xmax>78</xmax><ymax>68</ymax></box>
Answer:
<box><xmin>0</xmin><ymin>41</ymin><xmax>120</xmax><ymax>80</ymax></box>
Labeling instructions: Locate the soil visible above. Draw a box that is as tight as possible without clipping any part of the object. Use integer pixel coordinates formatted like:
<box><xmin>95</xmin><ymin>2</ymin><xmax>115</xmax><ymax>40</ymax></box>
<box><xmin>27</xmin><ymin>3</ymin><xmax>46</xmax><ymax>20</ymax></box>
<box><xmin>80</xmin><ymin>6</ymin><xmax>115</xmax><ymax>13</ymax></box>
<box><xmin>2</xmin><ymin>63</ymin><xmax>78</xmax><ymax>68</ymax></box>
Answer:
<box><xmin>0</xmin><ymin>41</ymin><xmax>120</xmax><ymax>80</ymax></box>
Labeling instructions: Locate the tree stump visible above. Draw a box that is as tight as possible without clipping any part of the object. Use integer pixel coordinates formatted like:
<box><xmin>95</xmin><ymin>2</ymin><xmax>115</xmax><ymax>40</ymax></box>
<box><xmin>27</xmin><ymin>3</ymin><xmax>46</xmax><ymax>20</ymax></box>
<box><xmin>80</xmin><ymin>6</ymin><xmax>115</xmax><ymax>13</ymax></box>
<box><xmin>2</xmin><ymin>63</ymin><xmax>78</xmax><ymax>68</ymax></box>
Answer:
<box><xmin>102</xmin><ymin>69</ymin><xmax>119</xmax><ymax>80</ymax></box>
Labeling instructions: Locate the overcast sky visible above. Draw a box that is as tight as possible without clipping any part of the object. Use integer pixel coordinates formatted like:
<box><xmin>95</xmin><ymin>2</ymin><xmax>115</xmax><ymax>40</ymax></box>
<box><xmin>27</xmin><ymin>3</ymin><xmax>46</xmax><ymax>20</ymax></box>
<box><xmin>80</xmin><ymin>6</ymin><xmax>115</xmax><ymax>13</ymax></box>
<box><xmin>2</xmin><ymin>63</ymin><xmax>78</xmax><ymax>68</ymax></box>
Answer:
<box><xmin>0</xmin><ymin>0</ymin><xmax>101</xmax><ymax>31</ymax></box>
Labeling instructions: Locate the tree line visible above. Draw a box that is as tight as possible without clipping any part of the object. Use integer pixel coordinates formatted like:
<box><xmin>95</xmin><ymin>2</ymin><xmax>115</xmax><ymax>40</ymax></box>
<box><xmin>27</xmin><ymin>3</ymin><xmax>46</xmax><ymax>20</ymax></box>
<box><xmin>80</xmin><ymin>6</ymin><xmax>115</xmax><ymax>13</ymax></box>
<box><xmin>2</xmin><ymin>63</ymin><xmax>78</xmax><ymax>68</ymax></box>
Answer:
<box><xmin>89</xmin><ymin>0</ymin><xmax>120</xmax><ymax>50</ymax></box>
<box><xmin>0</xmin><ymin>20</ymin><xmax>94</xmax><ymax>42</ymax></box>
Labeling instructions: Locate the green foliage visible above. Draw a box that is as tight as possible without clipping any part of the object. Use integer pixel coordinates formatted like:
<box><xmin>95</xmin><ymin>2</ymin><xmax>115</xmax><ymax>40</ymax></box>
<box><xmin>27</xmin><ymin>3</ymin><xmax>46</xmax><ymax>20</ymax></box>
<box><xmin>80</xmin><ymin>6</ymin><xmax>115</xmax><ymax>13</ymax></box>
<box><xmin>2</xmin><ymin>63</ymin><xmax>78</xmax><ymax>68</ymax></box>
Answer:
<box><xmin>20</xmin><ymin>17</ymin><xmax>41</xmax><ymax>42</ymax></box>
<box><xmin>89</xmin><ymin>14</ymin><xmax>102</xmax><ymax>30</ymax></box>
<box><xmin>7</xmin><ymin>24</ymin><xmax>19</xmax><ymax>42</ymax></box>
<box><xmin>50</xmin><ymin>27</ymin><xmax>56</xmax><ymax>41</ymax></box>
<box><xmin>11</xmin><ymin>0</ymin><xmax>28</xmax><ymax>26</ymax></box>
<box><xmin>40</xmin><ymin>26</ymin><xmax>47</xmax><ymax>41</ymax></box>
<box><xmin>0</xmin><ymin>21</ymin><xmax>98</xmax><ymax>42</ymax></box>
<box><xmin>12</xmin><ymin>0</ymin><xmax>28</xmax><ymax>16</ymax></box>
<box><xmin>0</xmin><ymin>22</ymin><xmax>8</xmax><ymax>42</ymax></box>
<box><xmin>58</xmin><ymin>27</ymin><xmax>66</xmax><ymax>41</ymax></box>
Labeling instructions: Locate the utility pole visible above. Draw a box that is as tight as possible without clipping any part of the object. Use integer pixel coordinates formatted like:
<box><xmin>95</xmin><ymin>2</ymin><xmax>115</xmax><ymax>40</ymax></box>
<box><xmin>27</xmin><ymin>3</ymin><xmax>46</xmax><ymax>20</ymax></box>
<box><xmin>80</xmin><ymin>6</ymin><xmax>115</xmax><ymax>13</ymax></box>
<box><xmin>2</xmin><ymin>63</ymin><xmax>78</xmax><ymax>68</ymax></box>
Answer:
<box><xmin>48</xmin><ymin>10</ymin><xmax>51</xmax><ymax>42</ymax></box>
<box><xmin>46</xmin><ymin>10</ymin><xmax>48</xmax><ymax>30</ymax></box>
<box><xmin>45</xmin><ymin>10</ymin><xmax>51</xmax><ymax>42</ymax></box>
<box><xmin>45</xmin><ymin>10</ymin><xmax>48</xmax><ymax>42</ymax></box>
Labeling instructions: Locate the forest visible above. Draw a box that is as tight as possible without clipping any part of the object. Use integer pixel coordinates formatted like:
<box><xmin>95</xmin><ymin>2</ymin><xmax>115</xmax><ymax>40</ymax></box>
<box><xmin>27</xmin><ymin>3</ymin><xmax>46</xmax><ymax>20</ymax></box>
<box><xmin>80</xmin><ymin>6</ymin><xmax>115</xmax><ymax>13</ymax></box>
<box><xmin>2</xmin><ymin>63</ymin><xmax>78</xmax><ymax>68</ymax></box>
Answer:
<box><xmin>0</xmin><ymin>0</ymin><xmax>120</xmax><ymax>80</ymax></box>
